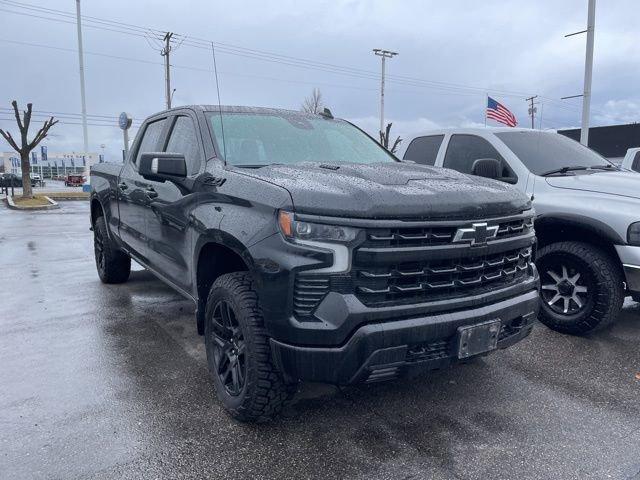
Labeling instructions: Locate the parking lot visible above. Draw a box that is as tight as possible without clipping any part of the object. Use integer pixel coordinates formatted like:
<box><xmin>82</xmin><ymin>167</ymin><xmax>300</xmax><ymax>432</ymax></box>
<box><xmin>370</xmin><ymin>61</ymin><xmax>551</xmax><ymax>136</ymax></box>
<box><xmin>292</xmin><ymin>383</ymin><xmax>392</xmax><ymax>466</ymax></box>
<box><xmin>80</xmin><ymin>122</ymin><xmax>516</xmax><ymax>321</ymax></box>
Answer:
<box><xmin>1</xmin><ymin>200</ymin><xmax>639</xmax><ymax>480</ymax></box>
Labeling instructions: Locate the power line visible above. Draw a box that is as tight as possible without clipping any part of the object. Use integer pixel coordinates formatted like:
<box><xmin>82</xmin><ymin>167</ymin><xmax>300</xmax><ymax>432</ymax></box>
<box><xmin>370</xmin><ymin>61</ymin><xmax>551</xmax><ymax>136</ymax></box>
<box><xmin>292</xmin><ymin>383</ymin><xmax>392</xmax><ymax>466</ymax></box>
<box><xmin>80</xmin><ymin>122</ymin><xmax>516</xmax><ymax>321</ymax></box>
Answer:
<box><xmin>2</xmin><ymin>0</ymin><xmax>617</xmax><ymax>127</ymax></box>
<box><xmin>0</xmin><ymin>107</ymin><xmax>138</xmax><ymax>121</ymax></box>
<box><xmin>0</xmin><ymin>0</ymin><xmax>538</xmax><ymax>99</ymax></box>
<box><xmin>0</xmin><ymin>116</ymin><xmax>139</xmax><ymax>128</ymax></box>
<box><xmin>0</xmin><ymin>38</ymin><xmax>529</xmax><ymax>100</ymax></box>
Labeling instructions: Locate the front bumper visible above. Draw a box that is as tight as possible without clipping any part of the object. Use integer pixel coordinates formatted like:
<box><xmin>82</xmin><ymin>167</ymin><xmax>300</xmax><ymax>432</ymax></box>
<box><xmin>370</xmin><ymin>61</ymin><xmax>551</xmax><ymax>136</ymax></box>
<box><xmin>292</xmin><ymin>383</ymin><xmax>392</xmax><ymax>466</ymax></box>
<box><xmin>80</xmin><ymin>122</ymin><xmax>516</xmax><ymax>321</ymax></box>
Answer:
<box><xmin>270</xmin><ymin>288</ymin><xmax>539</xmax><ymax>385</ymax></box>
<box><xmin>615</xmin><ymin>245</ymin><xmax>640</xmax><ymax>294</ymax></box>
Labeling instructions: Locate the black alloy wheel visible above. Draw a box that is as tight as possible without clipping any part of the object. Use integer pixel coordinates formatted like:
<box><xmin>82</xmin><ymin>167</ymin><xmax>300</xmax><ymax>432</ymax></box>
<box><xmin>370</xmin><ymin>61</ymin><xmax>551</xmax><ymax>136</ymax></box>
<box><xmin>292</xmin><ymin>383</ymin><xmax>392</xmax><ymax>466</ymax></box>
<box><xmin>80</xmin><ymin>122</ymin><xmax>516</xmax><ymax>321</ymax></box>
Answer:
<box><xmin>94</xmin><ymin>226</ymin><xmax>106</xmax><ymax>274</ymax></box>
<box><xmin>210</xmin><ymin>300</ymin><xmax>247</xmax><ymax>396</ymax></box>
<box><xmin>92</xmin><ymin>215</ymin><xmax>131</xmax><ymax>284</ymax></box>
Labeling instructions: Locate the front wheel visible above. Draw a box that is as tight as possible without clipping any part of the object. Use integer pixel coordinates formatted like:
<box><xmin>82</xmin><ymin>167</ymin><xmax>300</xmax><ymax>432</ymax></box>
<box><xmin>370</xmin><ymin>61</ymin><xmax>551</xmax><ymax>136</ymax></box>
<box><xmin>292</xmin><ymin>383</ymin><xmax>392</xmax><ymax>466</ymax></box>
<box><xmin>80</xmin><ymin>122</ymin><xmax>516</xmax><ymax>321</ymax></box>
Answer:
<box><xmin>536</xmin><ymin>241</ymin><xmax>624</xmax><ymax>335</ymax></box>
<box><xmin>204</xmin><ymin>272</ymin><xmax>295</xmax><ymax>422</ymax></box>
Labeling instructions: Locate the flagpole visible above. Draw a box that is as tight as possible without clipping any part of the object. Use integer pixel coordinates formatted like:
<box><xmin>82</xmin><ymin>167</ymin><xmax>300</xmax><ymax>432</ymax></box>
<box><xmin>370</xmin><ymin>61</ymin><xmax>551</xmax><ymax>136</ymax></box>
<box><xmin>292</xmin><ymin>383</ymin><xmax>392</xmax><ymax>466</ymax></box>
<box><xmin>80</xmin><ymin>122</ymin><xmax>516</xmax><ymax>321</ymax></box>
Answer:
<box><xmin>484</xmin><ymin>93</ymin><xmax>488</xmax><ymax>127</ymax></box>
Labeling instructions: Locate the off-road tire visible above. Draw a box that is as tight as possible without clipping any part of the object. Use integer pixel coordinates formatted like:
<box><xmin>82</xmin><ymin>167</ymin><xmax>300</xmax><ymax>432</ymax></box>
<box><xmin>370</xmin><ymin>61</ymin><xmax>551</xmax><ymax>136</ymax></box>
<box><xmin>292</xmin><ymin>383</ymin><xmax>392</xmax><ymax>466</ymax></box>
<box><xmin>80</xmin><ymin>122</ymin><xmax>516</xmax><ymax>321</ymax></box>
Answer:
<box><xmin>204</xmin><ymin>272</ymin><xmax>296</xmax><ymax>422</ymax></box>
<box><xmin>93</xmin><ymin>215</ymin><xmax>131</xmax><ymax>284</ymax></box>
<box><xmin>536</xmin><ymin>241</ymin><xmax>624</xmax><ymax>335</ymax></box>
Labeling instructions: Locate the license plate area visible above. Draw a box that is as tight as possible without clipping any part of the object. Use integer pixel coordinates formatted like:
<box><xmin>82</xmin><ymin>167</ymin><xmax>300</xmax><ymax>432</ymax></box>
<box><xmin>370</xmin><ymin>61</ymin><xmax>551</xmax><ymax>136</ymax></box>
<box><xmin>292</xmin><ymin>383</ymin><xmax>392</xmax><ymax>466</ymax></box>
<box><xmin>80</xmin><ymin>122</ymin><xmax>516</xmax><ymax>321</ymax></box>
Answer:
<box><xmin>457</xmin><ymin>320</ymin><xmax>501</xmax><ymax>359</ymax></box>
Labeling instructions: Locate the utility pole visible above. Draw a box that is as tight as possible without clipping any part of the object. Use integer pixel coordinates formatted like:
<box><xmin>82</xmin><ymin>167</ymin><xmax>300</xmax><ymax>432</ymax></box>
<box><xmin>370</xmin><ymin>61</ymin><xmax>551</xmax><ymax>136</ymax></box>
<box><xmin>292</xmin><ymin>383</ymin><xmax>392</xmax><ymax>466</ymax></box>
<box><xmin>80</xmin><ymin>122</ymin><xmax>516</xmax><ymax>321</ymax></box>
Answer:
<box><xmin>161</xmin><ymin>32</ymin><xmax>174</xmax><ymax>109</ymax></box>
<box><xmin>526</xmin><ymin>95</ymin><xmax>538</xmax><ymax>129</ymax></box>
<box><xmin>580</xmin><ymin>0</ymin><xmax>596</xmax><ymax>146</ymax></box>
<box><xmin>372</xmin><ymin>49</ymin><xmax>398</xmax><ymax>135</ymax></box>
<box><xmin>75</xmin><ymin>0</ymin><xmax>89</xmax><ymax>153</ymax></box>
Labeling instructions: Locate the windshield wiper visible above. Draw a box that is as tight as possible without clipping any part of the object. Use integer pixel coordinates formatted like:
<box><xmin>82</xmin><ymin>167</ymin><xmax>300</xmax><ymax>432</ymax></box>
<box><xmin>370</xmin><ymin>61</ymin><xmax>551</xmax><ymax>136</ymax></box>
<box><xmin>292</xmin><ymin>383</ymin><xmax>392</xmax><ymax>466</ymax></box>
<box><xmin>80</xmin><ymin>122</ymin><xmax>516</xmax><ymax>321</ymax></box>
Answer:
<box><xmin>234</xmin><ymin>164</ymin><xmax>285</xmax><ymax>169</ymax></box>
<box><xmin>540</xmin><ymin>165</ymin><xmax>589</xmax><ymax>176</ymax></box>
<box><xmin>589</xmin><ymin>164</ymin><xmax>618</xmax><ymax>170</ymax></box>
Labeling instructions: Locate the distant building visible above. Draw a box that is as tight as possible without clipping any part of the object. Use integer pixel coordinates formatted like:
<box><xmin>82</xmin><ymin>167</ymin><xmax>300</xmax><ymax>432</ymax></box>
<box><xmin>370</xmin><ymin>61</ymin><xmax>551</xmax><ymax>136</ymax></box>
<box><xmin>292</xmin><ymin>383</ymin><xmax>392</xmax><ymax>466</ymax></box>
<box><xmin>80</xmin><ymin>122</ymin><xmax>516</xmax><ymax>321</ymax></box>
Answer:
<box><xmin>0</xmin><ymin>150</ymin><xmax>99</xmax><ymax>178</ymax></box>
<box><xmin>558</xmin><ymin>123</ymin><xmax>640</xmax><ymax>163</ymax></box>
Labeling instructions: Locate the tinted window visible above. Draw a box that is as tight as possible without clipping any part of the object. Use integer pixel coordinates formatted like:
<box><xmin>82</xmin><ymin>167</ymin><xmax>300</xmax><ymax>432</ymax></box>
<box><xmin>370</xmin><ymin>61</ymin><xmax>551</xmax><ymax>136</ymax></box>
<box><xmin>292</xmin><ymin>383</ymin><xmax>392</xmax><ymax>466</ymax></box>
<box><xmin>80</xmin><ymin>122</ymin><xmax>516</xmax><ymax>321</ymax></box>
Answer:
<box><xmin>208</xmin><ymin>112</ymin><xmax>395</xmax><ymax>166</ymax></box>
<box><xmin>134</xmin><ymin>119</ymin><xmax>166</xmax><ymax>164</ymax></box>
<box><xmin>443</xmin><ymin>135</ymin><xmax>505</xmax><ymax>174</ymax></box>
<box><xmin>403</xmin><ymin>135</ymin><xmax>444</xmax><ymax>165</ymax></box>
<box><xmin>165</xmin><ymin>116</ymin><xmax>203</xmax><ymax>175</ymax></box>
<box><xmin>495</xmin><ymin>131</ymin><xmax>611</xmax><ymax>175</ymax></box>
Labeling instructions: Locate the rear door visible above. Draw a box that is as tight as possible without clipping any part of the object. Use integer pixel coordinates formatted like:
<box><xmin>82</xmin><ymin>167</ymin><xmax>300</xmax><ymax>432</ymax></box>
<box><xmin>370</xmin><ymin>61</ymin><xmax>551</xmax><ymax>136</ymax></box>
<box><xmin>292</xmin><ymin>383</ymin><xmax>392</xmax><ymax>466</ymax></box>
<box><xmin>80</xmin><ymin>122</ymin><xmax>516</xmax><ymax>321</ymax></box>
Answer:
<box><xmin>144</xmin><ymin>112</ymin><xmax>205</xmax><ymax>292</ymax></box>
<box><xmin>117</xmin><ymin>117</ymin><xmax>168</xmax><ymax>261</ymax></box>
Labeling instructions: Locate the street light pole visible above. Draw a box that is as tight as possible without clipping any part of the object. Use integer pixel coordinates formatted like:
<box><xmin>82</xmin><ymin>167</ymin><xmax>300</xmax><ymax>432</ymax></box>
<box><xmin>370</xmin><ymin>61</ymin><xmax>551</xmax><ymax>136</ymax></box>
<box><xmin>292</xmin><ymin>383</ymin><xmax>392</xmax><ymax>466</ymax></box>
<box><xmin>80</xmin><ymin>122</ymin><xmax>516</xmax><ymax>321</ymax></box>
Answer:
<box><xmin>75</xmin><ymin>0</ymin><xmax>89</xmax><ymax>153</ymax></box>
<box><xmin>580</xmin><ymin>0</ymin><xmax>596</xmax><ymax>146</ymax></box>
<box><xmin>373</xmin><ymin>49</ymin><xmax>398</xmax><ymax>135</ymax></box>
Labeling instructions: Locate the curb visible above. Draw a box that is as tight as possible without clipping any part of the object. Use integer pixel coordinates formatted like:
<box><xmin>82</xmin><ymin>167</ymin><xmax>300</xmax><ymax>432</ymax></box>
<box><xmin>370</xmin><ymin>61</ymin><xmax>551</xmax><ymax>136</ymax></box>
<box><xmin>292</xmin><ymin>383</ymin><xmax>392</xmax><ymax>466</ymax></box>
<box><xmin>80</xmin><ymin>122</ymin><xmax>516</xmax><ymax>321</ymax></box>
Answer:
<box><xmin>43</xmin><ymin>195</ymin><xmax>89</xmax><ymax>201</ymax></box>
<box><xmin>6</xmin><ymin>195</ymin><xmax>60</xmax><ymax>211</ymax></box>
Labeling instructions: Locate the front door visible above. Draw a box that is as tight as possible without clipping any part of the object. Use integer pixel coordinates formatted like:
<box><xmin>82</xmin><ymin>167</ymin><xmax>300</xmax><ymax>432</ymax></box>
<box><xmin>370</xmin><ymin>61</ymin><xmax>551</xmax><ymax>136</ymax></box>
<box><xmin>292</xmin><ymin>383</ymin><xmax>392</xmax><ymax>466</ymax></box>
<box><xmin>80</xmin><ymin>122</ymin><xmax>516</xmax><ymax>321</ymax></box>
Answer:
<box><xmin>117</xmin><ymin>117</ymin><xmax>167</xmax><ymax>262</ymax></box>
<box><xmin>144</xmin><ymin>114</ymin><xmax>205</xmax><ymax>292</ymax></box>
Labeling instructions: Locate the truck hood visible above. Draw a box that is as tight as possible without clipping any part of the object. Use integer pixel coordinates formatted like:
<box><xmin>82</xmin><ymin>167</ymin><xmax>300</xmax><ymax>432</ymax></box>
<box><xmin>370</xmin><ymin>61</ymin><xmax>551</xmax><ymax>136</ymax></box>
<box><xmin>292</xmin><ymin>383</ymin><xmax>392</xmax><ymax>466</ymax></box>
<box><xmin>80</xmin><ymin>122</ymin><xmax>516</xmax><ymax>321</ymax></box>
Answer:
<box><xmin>235</xmin><ymin>162</ymin><xmax>530</xmax><ymax>219</ymax></box>
<box><xmin>545</xmin><ymin>170</ymin><xmax>640</xmax><ymax>200</ymax></box>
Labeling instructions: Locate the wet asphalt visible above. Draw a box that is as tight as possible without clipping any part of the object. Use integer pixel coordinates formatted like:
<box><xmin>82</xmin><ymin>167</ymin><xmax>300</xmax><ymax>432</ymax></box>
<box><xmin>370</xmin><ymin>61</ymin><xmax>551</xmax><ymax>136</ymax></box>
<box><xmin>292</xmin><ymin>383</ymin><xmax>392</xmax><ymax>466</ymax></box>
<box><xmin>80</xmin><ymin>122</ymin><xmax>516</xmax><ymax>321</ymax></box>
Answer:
<box><xmin>1</xmin><ymin>199</ymin><xmax>639</xmax><ymax>480</ymax></box>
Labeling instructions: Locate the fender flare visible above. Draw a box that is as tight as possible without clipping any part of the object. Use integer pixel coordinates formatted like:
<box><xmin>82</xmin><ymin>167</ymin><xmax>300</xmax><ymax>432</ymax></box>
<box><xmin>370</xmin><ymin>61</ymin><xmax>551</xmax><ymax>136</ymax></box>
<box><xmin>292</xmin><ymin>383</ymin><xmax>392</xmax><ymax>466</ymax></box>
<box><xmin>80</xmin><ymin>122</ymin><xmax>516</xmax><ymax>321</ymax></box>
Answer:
<box><xmin>535</xmin><ymin>212</ymin><xmax>624</xmax><ymax>246</ymax></box>
<box><xmin>192</xmin><ymin>231</ymin><xmax>256</xmax><ymax>335</ymax></box>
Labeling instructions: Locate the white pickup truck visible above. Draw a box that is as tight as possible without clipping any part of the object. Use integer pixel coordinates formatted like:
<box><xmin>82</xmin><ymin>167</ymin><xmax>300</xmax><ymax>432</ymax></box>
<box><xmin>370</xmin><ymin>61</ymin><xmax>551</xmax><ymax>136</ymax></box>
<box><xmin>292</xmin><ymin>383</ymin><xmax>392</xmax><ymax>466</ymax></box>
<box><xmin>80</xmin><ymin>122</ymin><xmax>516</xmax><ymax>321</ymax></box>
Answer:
<box><xmin>621</xmin><ymin>147</ymin><xmax>640</xmax><ymax>173</ymax></box>
<box><xmin>401</xmin><ymin>128</ymin><xmax>640</xmax><ymax>335</ymax></box>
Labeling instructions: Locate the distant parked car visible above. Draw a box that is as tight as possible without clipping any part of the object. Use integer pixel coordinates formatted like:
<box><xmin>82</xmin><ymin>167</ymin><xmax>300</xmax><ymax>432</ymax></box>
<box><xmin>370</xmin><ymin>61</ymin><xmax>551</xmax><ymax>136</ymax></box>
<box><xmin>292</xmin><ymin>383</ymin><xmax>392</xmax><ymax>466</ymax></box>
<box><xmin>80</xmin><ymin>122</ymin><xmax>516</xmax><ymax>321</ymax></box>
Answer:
<box><xmin>621</xmin><ymin>147</ymin><xmax>640</xmax><ymax>173</ymax></box>
<box><xmin>65</xmin><ymin>174</ymin><xmax>85</xmax><ymax>187</ymax></box>
<box><xmin>0</xmin><ymin>173</ymin><xmax>22</xmax><ymax>187</ymax></box>
<box><xmin>31</xmin><ymin>173</ymin><xmax>42</xmax><ymax>187</ymax></box>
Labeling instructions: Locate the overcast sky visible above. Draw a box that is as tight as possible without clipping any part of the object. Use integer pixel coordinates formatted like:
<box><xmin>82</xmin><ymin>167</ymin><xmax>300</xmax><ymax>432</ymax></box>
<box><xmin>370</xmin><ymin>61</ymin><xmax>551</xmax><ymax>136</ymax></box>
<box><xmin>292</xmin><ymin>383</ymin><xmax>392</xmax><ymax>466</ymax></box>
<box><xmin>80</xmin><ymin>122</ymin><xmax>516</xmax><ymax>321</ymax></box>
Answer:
<box><xmin>1</xmin><ymin>0</ymin><xmax>638</xmax><ymax>160</ymax></box>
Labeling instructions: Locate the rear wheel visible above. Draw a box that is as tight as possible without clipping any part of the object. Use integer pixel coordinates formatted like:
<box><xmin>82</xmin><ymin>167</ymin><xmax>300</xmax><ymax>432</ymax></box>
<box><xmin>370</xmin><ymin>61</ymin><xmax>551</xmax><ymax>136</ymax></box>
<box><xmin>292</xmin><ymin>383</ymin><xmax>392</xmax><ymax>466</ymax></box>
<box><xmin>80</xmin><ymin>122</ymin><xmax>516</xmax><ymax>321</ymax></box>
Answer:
<box><xmin>536</xmin><ymin>241</ymin><xmax>624</xmax><ymax>335</ymax></box>
<box><xmin>204</xmin><ymin>272</ymin><xmax>295</xmax><ymax>422</ymax></box>
<box><xmin>93</xmin><ymin>215</ymin><xmax>131</xmax><ymax>284</ymax></box>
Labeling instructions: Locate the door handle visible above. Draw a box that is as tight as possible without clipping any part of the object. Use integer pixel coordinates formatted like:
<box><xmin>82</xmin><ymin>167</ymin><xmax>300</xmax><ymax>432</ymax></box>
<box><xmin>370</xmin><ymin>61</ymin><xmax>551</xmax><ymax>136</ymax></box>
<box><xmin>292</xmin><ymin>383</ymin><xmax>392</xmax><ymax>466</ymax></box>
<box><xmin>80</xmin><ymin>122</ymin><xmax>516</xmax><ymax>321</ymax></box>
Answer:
<box><xmin>145</xmin><ymin>186</ymin><xmax>158</xmax><ymax>199</ymax></box>
<box><xmin>118</xmin><ymin>182</ymin><xmax>128</xmax><ymax>191</ymax></box>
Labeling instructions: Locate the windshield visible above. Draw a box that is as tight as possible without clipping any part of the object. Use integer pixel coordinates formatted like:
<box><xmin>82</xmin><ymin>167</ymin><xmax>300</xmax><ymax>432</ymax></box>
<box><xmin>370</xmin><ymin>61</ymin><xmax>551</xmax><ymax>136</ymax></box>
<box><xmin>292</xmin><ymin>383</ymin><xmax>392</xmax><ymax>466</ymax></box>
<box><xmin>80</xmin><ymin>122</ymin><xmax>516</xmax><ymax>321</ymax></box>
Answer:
<box><xmin>207</xmin><ymin>111</ymin><xmax>395</xmax><ymax>166</ymax></box>
<box><xmin>495</xmin><ymin>131</ymin><xmax>612</xmax><ymax>175</ymax></box>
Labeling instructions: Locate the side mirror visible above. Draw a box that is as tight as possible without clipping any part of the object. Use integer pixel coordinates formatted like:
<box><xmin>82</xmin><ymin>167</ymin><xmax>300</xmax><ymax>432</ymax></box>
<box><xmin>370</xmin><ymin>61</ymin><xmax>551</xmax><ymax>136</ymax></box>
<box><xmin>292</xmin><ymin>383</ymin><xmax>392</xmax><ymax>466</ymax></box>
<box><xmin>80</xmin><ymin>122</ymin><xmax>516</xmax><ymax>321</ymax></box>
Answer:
<box><xmin>139</xmin><ymin>152</ymin><xmax>187</xmax><ymax>183</ymax></box>
<box><xmin>472</xmin><ymin>158</ymin><xmax>501</xmax><ymax>180</ymax></box>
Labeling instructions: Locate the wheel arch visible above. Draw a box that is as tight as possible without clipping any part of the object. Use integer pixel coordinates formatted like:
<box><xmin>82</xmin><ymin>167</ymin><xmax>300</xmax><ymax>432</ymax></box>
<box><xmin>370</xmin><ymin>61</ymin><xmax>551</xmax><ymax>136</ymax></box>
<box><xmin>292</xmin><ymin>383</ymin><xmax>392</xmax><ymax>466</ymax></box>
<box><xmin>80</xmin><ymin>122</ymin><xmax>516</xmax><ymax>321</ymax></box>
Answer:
<box><xmin>535</xmin><ymin>213</ymin><xmax>623</xmax><ymax>264</ymax></box>
<box><xmin>193</xmin><ymin>232</ymin><xmax>255</xmax><ymax>335</ymax></box>
<box><xmin>90</xmin><ymin>197</ymin><xmax>104</xmax><ymax>226</ymax></box>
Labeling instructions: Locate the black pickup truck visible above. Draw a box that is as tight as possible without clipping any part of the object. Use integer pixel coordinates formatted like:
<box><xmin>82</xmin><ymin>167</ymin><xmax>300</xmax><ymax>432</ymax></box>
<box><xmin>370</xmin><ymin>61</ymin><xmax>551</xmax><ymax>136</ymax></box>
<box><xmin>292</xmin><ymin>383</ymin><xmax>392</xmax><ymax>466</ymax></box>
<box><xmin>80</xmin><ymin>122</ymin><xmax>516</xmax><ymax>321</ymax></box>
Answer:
<box><xmin>90</xmin><ymin>105</ymin><xmax>539</xmax><ymax>422</ymax></box>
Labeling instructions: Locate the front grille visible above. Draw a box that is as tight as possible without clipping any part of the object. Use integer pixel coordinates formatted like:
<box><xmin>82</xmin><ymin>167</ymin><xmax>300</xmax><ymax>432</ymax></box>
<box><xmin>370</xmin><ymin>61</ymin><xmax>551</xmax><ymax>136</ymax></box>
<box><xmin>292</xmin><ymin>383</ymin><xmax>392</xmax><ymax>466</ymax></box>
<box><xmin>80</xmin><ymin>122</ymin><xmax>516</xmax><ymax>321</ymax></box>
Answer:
<box><xmin>292</xmin><ymin>212</ymin><xmax>535</xmax><ymax>317</ymax></box>
<box><xmin>363</xmin><ymin>216</ymin><xmax>533</xmax><ymax>249</ymax></box>
<box><xmin>354</xmin><ymin>247</ymin><xmax>532</xmax><ymax>307</ymax></box>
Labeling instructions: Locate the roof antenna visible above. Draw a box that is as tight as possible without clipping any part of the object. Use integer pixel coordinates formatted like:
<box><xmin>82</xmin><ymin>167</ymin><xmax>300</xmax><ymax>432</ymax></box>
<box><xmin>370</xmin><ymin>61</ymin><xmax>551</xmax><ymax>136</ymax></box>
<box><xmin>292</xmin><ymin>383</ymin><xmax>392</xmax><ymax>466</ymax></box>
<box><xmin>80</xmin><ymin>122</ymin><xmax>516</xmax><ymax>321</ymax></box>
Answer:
<box><xmin>210</xmin><ymin>41</ymin><xmax>226</xmax><ymax>161</ymax></box>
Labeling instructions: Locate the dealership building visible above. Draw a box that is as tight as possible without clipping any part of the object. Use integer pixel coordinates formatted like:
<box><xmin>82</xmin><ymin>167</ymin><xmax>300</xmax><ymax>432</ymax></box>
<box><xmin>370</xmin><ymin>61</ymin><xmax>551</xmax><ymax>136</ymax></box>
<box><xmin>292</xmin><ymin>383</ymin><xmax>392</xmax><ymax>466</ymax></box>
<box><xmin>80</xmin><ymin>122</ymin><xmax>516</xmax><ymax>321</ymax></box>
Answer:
<box><xmin>558</xmin><ymin>123</ymin><xmax>640</xmax><ymax>163</ymax></box>
<box><xmin>0</xmin><ymin>148</ymin><xmax>101</xmax><ymax>178</ymax></box>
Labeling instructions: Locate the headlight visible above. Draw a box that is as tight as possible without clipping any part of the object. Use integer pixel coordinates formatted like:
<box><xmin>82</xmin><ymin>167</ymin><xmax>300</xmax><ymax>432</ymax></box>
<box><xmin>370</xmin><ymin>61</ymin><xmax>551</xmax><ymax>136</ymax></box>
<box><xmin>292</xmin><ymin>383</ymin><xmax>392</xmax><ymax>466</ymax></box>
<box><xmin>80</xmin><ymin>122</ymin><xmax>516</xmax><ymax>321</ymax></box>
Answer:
<box><xmin>628</xmin><ymin>222</ymin><xmax>640</xmax><ymax>246</ymax></box>
<box><xmin>278</xmin><ymin>210</ymin><xmax>358</xmax><ymax>243</ymax></box>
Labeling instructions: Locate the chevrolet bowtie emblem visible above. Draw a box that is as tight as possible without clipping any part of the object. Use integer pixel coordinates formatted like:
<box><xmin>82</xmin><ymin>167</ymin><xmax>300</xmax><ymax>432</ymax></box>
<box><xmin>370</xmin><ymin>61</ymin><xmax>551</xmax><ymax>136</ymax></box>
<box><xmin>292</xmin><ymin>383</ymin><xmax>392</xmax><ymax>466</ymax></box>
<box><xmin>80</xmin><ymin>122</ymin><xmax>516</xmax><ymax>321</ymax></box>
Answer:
<box><xmin>452</xmin><ymin>222</ymin><xmax>499</xmax><ymax>245</ymax></box>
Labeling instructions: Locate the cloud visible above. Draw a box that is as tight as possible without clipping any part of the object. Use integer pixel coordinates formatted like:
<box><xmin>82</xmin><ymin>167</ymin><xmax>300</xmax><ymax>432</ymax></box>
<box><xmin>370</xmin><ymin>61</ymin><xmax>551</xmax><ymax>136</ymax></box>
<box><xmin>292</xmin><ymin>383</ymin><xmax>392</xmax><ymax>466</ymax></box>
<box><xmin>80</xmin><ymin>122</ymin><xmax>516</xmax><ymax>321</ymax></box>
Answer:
<box><xmin>593</xmin><ymin>99</ymin><xmax>640</xmax><ymax>125</ymax></box>
<box><xmin>1</xmin><ymin>0</ymin><xmax>637</xmax><ymax>155</ymax></box>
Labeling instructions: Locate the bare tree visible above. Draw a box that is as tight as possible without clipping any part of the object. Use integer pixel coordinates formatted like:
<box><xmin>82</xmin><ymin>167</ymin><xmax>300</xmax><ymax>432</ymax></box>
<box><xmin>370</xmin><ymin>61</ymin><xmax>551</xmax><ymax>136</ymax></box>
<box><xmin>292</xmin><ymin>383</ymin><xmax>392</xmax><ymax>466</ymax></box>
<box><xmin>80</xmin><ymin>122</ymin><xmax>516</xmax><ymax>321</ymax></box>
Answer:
<box><xmin>301</xmin><ymin>88</ymin><xmax>324</xmax><ymax>114</ymax></box>
<box><xmin>379</xmin><ymin>122</ymin><xmax>402</xmax><ymax>155</ymax></box>
<box><xmin>0</xmin><ymin>101</ymin><xmax>58</xmax><ymax>198</ymax></box>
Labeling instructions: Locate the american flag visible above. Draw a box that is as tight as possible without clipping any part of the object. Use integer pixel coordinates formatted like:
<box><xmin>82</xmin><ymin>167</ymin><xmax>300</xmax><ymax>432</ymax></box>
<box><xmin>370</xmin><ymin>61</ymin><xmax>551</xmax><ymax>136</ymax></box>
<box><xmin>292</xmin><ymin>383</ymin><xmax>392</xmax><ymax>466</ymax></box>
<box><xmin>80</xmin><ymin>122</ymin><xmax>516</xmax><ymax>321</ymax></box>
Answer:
<box><xmin>486</xmin><ymin>96</ymin><xmax>517</xmax><ymax>127</ymax></box>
